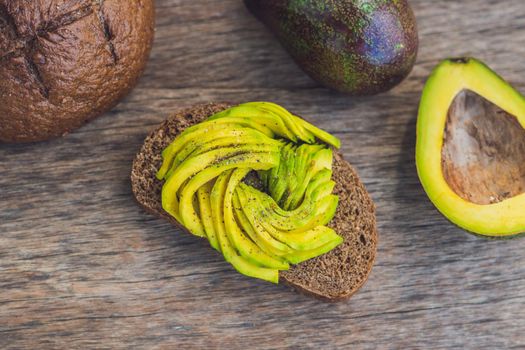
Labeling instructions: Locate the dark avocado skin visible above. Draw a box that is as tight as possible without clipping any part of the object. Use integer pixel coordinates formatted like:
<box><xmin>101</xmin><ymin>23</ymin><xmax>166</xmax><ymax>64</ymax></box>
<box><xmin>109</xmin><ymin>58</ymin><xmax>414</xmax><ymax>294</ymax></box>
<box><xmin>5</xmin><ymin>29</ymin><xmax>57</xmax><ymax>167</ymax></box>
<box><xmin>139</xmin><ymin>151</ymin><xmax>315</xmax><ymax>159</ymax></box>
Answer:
<box><xmin>245</xmin><ymin>0</ymin><xmax>419</xmax><ymax>95</ymax></box>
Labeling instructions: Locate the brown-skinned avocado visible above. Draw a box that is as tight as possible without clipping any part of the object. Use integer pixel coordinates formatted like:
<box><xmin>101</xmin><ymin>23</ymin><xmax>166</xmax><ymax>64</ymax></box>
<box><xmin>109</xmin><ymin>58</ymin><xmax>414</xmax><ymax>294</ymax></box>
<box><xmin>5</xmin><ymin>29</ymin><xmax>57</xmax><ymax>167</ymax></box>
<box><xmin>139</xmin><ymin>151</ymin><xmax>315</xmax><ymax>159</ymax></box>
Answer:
<box><xmin>245</xmin><ymin>0</ymin><xmax>419</xmax><ymax>95</ymax></box>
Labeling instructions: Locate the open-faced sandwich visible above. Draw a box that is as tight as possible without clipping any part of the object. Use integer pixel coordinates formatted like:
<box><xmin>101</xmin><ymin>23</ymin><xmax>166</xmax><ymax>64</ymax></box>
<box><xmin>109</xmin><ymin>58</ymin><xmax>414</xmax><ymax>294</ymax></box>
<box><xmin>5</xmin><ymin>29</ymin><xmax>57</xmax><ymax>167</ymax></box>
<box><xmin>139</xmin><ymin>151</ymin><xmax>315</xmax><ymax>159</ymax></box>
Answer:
<box><xmin>131</xmin><ymin>102</ymin><xmax>377</xmax><ymax>301</ymax></box>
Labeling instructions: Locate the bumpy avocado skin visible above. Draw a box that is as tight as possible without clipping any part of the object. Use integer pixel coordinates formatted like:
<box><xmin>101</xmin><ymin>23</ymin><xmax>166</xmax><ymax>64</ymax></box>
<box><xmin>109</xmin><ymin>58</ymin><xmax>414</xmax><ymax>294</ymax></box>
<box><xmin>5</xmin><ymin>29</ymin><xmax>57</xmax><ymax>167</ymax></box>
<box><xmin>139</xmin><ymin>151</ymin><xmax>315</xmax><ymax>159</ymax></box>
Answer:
<box><xmin>245</xmin><ymin>0</ymin><xmax>418</xmax><ymax>95</ymax></box>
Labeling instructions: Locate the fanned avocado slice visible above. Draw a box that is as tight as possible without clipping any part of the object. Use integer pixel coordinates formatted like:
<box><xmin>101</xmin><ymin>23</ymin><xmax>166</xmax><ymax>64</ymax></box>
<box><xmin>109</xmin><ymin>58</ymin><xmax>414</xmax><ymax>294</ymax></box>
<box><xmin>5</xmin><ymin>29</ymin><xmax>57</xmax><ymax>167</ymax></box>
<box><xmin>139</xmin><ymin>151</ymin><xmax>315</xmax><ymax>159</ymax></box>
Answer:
<box><xmin>258</xmin><ymin>169</ymin><xmax>335</xmax><ymax>223</ymax></box>
<box><xmin>235</xmin><ymin>186</ymin><xmax>294</xmax><ymax>255</ymax></box>
<box><xmin>211</xmin><ymin>169</ymin><xmax>279</xmax><ymax>283</ymax></box>
<box><xmin>158</xmin><ymin>102</ymin><xmax>344</xmax><ymax>283</ymax></box>
<box><xmin>209</xmin><ymin>104</ymin><xmax>298</xmax><ymax>142</ymax></box>
<box><xmin>280</xmin><ymin>144</ymin><xmax>308</xmax><ymax>210</ymax></box>
<box><xmin>417</xmin><ymin>58</ymin><xmax>525</xmax><ymax>237</ymax></box>
<box><xmin>241</xmin><ymin>182</ymin><xmax>338</xmax><ymax>233</ymax></box>
<box><xmin>172</xmin><ymin>149</ymin><xmax>280</xmax><ymax>230</ymax></box>
<box><xmin>239</xmin><ymin>185</ymin><xmax>339</xmax><ymax>251</ymax></box>
<box><xmin>285</xmin><ymin>235</ymin><xmax>343</xmax><ymax>265</ymax></box>
<box><xmin>169</xmin><ymin>127</ymin><xmax>280</xmax><ymax>178</ymax></box>
<box><xmin>293</xmin><ymin>115</ymin><xmax>341</xmax><ymax>149</ymax></box>
<box><xmin>197</xmin><ymin>181</ymin><xmax>219</xmax><ymax>250</ymax></box>
<box><xmin>270</xmin><ymin>143</ymin><xmax>296</xmax><ymax>205</ymax></box>
<box><xmin>157</xmin><ymin>120</ymin><xmax>275</xmax><ymax>179</ymax></box>
<box><xmin>233</xmin><ymin>194</ymin><xmax>292</xmax><ymax>258</ymax></box>
<box><xmin>223</xmin><ymin>169</ymin><xmax>289</xmax><ymax>269</ymax></box>
<box><xmin>244</xmin><ymin>102</ymin><xmax>316</xmax><ymax>144</ymax></box>
<box><xmin>284</xmin><ymin>146</ymin><xmax>332</xmax><ymax>210</ymax></box>
<box><xmin>270</xmin><ymin>196</ymin><xmax>339</xmax><ymax>234</ymax></box>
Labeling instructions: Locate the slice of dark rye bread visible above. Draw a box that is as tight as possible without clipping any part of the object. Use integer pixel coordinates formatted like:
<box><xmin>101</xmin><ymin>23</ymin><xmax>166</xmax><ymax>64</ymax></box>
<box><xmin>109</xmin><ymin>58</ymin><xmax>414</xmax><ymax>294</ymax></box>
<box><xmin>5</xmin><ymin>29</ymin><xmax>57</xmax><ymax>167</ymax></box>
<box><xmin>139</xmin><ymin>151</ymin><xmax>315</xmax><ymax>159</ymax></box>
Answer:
<box><xmin>131</xmin><ymin>103</ymin><xmax>377</xmax><ymax>301</ymax></box>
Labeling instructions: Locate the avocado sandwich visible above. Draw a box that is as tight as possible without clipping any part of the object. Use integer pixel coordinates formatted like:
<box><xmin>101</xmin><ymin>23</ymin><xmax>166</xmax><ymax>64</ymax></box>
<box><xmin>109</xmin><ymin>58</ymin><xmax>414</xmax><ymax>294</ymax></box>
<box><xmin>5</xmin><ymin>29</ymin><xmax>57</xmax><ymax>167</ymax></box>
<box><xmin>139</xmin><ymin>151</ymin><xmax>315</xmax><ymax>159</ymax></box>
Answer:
<box><xmin>131</xmin><ymin>102</ymin><xmax>377</xmax><ymax>301</ymax></box>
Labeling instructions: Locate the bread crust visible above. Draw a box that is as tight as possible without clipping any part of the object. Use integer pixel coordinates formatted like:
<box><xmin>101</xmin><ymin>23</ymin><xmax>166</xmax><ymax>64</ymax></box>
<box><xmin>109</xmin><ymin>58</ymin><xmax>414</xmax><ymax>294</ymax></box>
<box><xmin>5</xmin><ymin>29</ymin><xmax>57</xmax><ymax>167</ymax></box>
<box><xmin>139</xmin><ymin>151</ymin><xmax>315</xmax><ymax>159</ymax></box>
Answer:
<box><xmin>0</xmin><ymin>0</ymin><xmax>155</xmax><ymax>143</ymax></box>
<box><xmin>131</xmin><ymin>103</ymin><xmax>377</xmax><ymax>301</ymax></box>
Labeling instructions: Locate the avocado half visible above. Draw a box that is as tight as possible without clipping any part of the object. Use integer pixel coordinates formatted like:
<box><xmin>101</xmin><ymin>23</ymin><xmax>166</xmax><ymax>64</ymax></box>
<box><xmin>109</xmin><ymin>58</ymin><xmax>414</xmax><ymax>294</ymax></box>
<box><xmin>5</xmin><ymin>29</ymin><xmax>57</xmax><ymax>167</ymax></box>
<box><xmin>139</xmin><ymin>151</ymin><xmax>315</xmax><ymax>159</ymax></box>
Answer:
<box><xmin>416</xmin><ymin>58</ymin><xmax>525</xmax><ymax>237</ymax></box>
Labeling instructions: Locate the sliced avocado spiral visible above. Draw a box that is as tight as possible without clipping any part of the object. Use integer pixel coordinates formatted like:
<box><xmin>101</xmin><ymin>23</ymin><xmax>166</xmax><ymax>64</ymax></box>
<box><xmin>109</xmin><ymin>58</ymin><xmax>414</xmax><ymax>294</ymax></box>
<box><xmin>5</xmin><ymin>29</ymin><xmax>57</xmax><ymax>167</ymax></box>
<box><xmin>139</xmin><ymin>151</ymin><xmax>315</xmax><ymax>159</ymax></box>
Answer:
<box><xmin>157</xmin><ymin>102</ymin><xmax>342</xmax><ymax>283</ymax></box>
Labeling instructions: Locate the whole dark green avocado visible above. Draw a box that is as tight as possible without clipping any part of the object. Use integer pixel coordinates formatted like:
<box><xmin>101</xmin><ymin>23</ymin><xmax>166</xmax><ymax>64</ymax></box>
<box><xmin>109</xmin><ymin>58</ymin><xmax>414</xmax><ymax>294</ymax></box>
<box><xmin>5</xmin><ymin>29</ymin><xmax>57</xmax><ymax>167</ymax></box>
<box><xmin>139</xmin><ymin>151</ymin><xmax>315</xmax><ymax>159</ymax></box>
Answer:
<box><xmin>245</xmin><ymin>0</ymin><xmax>418</xmax><ymax>95</ymax></box>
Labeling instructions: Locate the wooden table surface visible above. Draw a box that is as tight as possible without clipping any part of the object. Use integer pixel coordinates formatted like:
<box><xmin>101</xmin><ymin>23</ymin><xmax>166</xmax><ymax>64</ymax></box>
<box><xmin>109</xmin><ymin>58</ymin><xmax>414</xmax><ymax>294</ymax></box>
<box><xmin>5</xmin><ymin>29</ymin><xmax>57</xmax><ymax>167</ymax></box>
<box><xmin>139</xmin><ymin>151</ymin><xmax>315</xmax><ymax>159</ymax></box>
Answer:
<box><xmin>1</xmin><ymin>1</ymin><xmax>524</xmax><ymax>349</ymax></box>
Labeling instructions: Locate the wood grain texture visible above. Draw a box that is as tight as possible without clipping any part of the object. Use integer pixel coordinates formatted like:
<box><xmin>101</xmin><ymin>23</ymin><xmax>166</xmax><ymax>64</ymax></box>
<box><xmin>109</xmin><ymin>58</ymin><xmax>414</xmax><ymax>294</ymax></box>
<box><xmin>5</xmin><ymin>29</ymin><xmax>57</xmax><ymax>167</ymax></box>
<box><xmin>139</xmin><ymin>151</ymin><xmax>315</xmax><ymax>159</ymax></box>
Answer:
<box><xmin>1</xmin><ymin>0</ymin><xmax>524</xmax><ymax>348</ymax></box>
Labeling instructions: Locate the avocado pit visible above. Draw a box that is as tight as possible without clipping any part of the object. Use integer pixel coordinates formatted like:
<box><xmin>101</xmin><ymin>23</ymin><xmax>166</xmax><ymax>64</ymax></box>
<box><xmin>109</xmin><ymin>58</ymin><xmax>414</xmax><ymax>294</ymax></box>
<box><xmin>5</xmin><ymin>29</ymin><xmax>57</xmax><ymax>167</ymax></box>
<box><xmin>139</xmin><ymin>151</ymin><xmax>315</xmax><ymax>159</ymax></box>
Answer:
<box><xmin>442</xmin><ymin>89</ymin><xmax>525</xmax><ymax>205</ymax></box>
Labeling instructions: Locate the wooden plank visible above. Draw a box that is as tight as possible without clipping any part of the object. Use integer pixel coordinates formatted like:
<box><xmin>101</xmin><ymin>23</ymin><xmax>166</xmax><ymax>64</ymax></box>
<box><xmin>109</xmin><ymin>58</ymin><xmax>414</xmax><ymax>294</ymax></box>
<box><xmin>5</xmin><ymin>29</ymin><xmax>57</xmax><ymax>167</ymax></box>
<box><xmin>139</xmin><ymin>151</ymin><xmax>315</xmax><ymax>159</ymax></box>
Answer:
<box><xmin>1</xmin><ymin>0</ymin><xmax>524</xmax><ymax>348</ymax></box>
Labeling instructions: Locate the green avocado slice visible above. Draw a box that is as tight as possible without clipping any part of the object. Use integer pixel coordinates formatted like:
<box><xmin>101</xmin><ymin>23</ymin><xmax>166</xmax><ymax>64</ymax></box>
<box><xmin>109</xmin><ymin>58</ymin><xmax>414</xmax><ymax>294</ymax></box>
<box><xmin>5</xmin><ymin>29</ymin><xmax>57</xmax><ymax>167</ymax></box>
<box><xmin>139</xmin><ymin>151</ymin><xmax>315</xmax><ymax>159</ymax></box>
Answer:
<box><xmin>229</xmin><ymin>255</ymin><xmax>279</xmax><ymax>283</ymax></box>
<box><xmin>223</xmin><ymin>169</ymin><xmax>289</xmax><ymax>269</ymax></box>
<box><xmin>247</xmin><ymin>190</ymin><xmax>317</xmax><ymax>230</ymax></box>
<box><xmin>239</xmin><ymin>183</ymin><xmax>337</xmax><ymax>233</ymax></box>
<box><xmin>285</xmin><ymin>235</ymin><xmax>344</xmax><ymax>265</ymax></box>
<box><xmin>279</xmin><ymin>144</ymin><xmax>305</xmax><ymax>209</ymax></box>
<box><xmin>238</xmin><ymin>185</ymin><xmax>340</xmax><ymax>251</ymax></box>
<box><xmin>235</xmin><ymin>186</ymin><xmax>294</xmax><ymax>255</ymax></box>
<box><xmin>268</xmin><ymin>143</ymin><xmax>295</xmax><ymax>204</ymax></box>
<box><xmin>197</xmin><ymin>181</ymin><xmax>219</xmax><ymax>251</ymax></box>
<box><xmin>248</xmin><ymin>206</ymin><xmax>339</xmax><ymax>251</ymax></box>
<box><xmin>233</xmin><ymin>194</ymin><xmax>292</xmax><ymax>259</ymax></box>
<box><xmin>157</xmin><ymin>102</ymin><xmax>344</xmax><ymax>283</ymax></box>
<box><xmin>243</xmin><ymin>102</ymin><xmax>315</xmax><ymax>144</ymax></box>
<box><xmin>210</xmin><ymin>171</ymin><xmax>231</xmax><ymax>255</ymax></box>
<box><xmin>284</xmin><ymin>146</ymin><xmax>332</xmax><ymax>210</ymax></box>
<box><xmin>270</xmin><ymin>195</ymin><xmax>338</xmax><ymax>234</ymax></box>
<box><xmin>162</xmin><ymin>145</ymin><xmax>279</xmax><ymax>221</ymax></box>
<box><xmin>211</xmin><ymin>170</ymin><xmax>279</xmax><ymax>283</ymax></box>
<box><xmin>209</xmin><ymin>104</ymin><xmax>298</xmax><ymax>142</ymax></box>
<box><xmin>168</xmin><ymin>127</ymin><xmax>280</xmax><ymax>177</ymax></box>
<box><xmin>170</xmin><ymin>150</ymin><xmax>280</xmax><ymax>232</ymax></box>
<box><xmin>157</xmin><ymin>119</ymin><xmax>276</xmax><ymax>179</ymax></box>
<box><xmin>293</xmin><ymin>115</ymin><xmax>341</xmax><ymax>149</ymax></box>
<box><xmin>236</xmin><ymin>187</ymin><xmax>342</xmax><ymax>260</ymax></box>
<box><xmin>252</xmin><ymin>169</ymin><xmax>335</xmax><ymax>220</ymax></box>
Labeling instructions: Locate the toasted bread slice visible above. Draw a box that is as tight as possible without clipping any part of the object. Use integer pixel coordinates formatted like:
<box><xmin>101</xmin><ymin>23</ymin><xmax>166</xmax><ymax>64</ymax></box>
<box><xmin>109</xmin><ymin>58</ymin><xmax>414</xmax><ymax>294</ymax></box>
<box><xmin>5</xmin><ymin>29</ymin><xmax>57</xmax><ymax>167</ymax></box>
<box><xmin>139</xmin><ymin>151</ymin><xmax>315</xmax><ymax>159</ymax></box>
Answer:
<box><xmin>131</xmin><ymin>103</ymin><xmax>377</xmax><ymax>301</ymax></box>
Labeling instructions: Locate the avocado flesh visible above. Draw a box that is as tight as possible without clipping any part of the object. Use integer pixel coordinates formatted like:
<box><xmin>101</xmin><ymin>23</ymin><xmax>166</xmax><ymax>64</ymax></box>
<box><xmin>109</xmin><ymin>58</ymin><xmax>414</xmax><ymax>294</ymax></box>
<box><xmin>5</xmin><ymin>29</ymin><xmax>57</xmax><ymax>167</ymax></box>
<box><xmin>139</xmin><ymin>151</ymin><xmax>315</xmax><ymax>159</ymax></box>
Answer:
<box><xmin>267</xmin><ymin>144</ymin><xmax>332</xmax><ymax>211</ymax></box>
<box><xmin>417</xmin><ymin>58</ymin><xmax>525</xmax><ymax>237</ymax></box>
<box><xmin>222</xmin><ymin>169</ymin><xmax>290</xmax><ymax>269</ymax></box>
<box><xmin>235</xmin><ymin>186</ymin><xmax>294</xmax><ymax>256</ymax></box>
<box><xmin>197</xmin><ymin>181</ymin><xmax>219</xmax><ymax>250</ymax></box>
<box><xmin>269</xmin><ymin>143</ymin><xmax>296</xmax><ymax>205</ymax></box>
<box><xmin>157</xmin><ymin>120</ymin><xmax>275</xmax><ymax>179</ymax></box>
<box><xmin>209</xmin><ymin>105</ymin><xmax>298</xmax><ymax>142</ymax></box>
<box><xmin>178</xmin><ymin>151</ymin><xmax>280</xmax><ymax>236</ymax></box>
<box><xmin>284</xmin><ymin>147</ymin><xmax>333</xmax><ymax>210</ymax></box>
<box><xmin>165</xmin><ymin>147</ymin><xmax>279</xmax><ymax>226</ymax></box>
<box><xmin>244</xmin><ymin>102</ymin><xmax>316</xmax><ymax>144</ymax></box>
<box><xmin>293</xmin><ymin>115</ymin><xmax>341</xmax><ymax>149</ymax></box>
<box><xmin>241</xmin><ymin>182</ymin><xmax>337</xmax><ymax>232</ymax></box>
<box><xmin>210</xmin><ymin>171</ymin><xmax>279</xmax><ymax>283</ymax></box>
<box><xmin>285</xmin><ymin>237</ymin><xmax>344</xmax><ymax>265</ymax></box>
<box><xmin>233</xmin><ymin>194</ymin><xmax>293</xmax><ymax>258</ymax></box>
<box><xmin>235</xmin><ymin>142</ymin><xmax>341</xmax><ymax>252</ymax></box>
<box><xmin>280</xmin><ymin>144</ymin><xmax>309</xmax><ymax>209</ymax></box>
<box><xmin>275</xmin><ymin>198</ymin><xmax>337</xmax><ymax>232</ymax></box>
<box><xmin>262</xmin><ymin>169</ymin><xmax>334</xmax><ymax>222</ymax></box>
<box><xmin>209</xmin><ymin>102</ymin><xmax>340</xmax><ymax>149</ymax></box>
<box><xmin>237</xmin><ymin>186</ymin><xmax>341</xmax><ymax>261</ymax></box>
<box><xmin>241</xmin><ymin>197</ymin><xmax>340</xmax><ymax>251</ymax></box>
<box><xmin>266</xmin><ymin>143</ymin><xmax>326</xmax><ymax>209</ymax></box>
<box><xmin>158</xmin><ymin>102</ymin><xmax>343</xmax><ymax>282</ymax></box>
<box><xmin>169</xmin><ymin>128</ymin><xmax>280</xmax><ymax>177</ymax></box>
